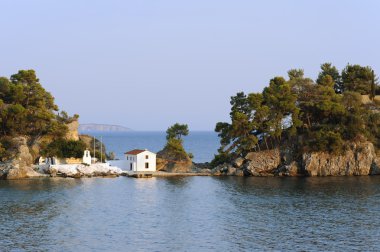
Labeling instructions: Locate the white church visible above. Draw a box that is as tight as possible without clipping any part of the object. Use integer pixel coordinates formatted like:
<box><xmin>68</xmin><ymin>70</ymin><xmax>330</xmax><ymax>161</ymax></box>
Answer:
<box><xmin>124</xmin><ymin>149</ymin><xmax>157</xmax><ymax>172</ymax></box>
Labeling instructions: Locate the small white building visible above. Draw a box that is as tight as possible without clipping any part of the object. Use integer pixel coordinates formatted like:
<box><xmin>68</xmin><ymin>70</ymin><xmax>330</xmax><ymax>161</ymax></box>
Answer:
<box><xmin>83</xmin><ymin>150</ymin><xmax>92</xmax><ymax>165</ymax></box>
<box><xmin>124</xmin><ymin>149</ymin><xmax>156</xmax><ymax>172</ymax></box>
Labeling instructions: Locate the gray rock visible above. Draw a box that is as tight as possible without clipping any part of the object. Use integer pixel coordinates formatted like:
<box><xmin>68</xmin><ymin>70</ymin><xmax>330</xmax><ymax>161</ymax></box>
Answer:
<box><xmin>370</xmin><ymin>157</ymin><xmax>380</xmax><ymax>175</ymax></box>
<box><xmin>233</xmin><ymin>157</ymin><xmax>244</xmax><ymax>168</ymax></box>
<box><xmin>303</xmin><ymin>142</ymin><xmax>376</xmax><ymax>176</ymax></box>
<box><xmin>235</xmin><ymin>169</ymin><xmax>244</xmax><ymax>176</ymax></box>
<box><xmin>156</xmin><ymin>158</ymin><xmax>194</xmax><ymax>173</ymax></box>
<box><xmin>227</xmin><ymin>167</ymin><xmax>237</xmax><ymax>176</ymax></box>
<box><xmin>243</xmin><ymin>149</ymin><xmax>281</xmax><ymax>176</ymax></box>
<box><xmin>1</xmin><ymin>137</ymin><xmax>44</xmax><ymax>179</ymax></box>
<box><xmin>275</xmin><ymin>161</ymin><xmax>300</xmax><ymax>176</ymax></box>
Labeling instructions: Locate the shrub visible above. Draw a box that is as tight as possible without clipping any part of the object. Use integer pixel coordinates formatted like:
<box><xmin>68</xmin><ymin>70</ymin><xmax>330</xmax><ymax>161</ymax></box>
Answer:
<box><xmin>41</xmin><ymin>139</ymin><xmax>86</xmax><ymax>158</ymax></box>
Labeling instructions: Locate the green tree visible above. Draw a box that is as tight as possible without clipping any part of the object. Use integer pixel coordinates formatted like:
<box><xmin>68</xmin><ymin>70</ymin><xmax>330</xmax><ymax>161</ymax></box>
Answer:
<box><xmin>262</xmin><ymin>76</ymin><xmax>300</xmax><ymax>142</ymax></box>
<box><xmin>229</xmin><ymin>92</ymin><xmax>251</xmax><ymax>117</ymax></box>
<box><xmin>213</xmin><ymin>63</ymin><xmax>380</xmax><ymax>167</ymax></box>
<box><xmin>287</xmin><ymin>69</ymin><xmax>304</xmax><ymax>80</ymax></box>
<box><xmin>341</xmin><ymin>91</ymin><xmax>366</xmax><ymax>139</ymax></box>
<box><xmin>316</xmin><ymin>63</ymin><xmax>342</xmax><ymax>93</ymax></box>
<box><xmin>370</xmin><ymin>70</ymin><xmax>376</xmax><ymax>100</ymax></box>
<box><xmin>161</xmin><ymin>123</ymin><xmax>192</xmax><ymax>161</ymax></box>
<box><xmin>214</xmin><ymin>92</ymin><xmax>266</xmax><ymax>164</ymax></box>
<box><xmin>41</xmin><ymin>139</ymin><xmax>86</xmax><ymax>158</ymax></box>
<box><xmin>341</xmin><ymin>64</ymin><xmax>377</xmax><ymax>94</ymax></box>
<box><xmin>0</xmin><ymin>77</ymin><xmax>10</xmax><ymax>99</ymax></box>
<box><xmin>166</xmin><ymin>123</ymin><xmax>189</xmax><ymax>140</ymax></box>
<box><xmin>161</xmin><ymin>138</ymin><xmax>189</xmax><ymax>161</ymax></box>
<box><xmin>0</xmin><ymin>142</ymin><xmax>5</xmax><ymax>161</ymax></box>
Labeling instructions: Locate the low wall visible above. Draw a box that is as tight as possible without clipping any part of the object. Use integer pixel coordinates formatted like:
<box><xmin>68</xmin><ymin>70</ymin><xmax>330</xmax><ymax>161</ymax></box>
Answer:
<box><xmin>108</xmin><ymin>160</ymin><xmax>128</xmax><ymax>170</ymax></box>
<box><xmin>57</xmin><ymin>158</ymin><xmax>83</xmax><ymax>165</ymax></box>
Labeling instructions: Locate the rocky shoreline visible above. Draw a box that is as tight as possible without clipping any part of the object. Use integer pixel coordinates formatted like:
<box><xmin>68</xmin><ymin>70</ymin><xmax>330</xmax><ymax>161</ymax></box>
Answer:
<box><xmin>1</xmin><ymin>137</ymin><xmax>379</xmax><ymax>180</ymax></box>
<box><xmin>211</xmin><ymin>141</ymin><xmax>380</xmax><ymax>177</ymax></box>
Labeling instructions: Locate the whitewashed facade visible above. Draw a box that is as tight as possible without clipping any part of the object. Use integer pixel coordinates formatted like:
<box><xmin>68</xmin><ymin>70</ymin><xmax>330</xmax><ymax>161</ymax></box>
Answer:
<box><xmin>83</xmin><ymin>150</ymin><xmax>92</xmax><ymax>165</ymax></box>
<box><xmin>124</xmin><ymin>149</ymin><xmax>156</xmax><ymax>172</ymax></box>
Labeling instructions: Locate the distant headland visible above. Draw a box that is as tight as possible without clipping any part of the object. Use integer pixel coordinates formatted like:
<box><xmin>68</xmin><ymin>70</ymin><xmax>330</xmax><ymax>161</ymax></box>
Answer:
<box><xmin>79</xmin><ymin>124</ymin><xmax>132</xmax><ymax>132</ymax></box>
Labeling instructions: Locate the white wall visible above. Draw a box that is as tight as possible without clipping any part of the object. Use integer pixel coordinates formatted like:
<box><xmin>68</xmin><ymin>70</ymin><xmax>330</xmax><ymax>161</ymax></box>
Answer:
<box><xmin>83</xmin><ymin>150</ymin><xmax>91</xmax><ymax>165</ymax></box>
<box><xmin>122</xmin><ymin>151</ymin><xmax>156</xmax><ymax>172</ymax></box>
<box><xmin>136</xmin><ymin>151</ymin><xmax>156</xmax><ymax>172</ymax></box>
<box><xmin>125</xmin><ymin>154</ymin><xmax>136</xmax><ymax>171</ymax></box>
<box><xmin>108</xmin><ymin>159</ymin><xmax>129</xmax><ymax>170</ymax></box>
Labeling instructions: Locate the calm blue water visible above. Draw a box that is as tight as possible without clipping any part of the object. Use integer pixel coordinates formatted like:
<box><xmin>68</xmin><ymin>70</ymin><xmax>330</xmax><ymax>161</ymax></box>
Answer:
<box><xmin>1</xmin><ymin>176</ymin><xmax>380</xmax><ymax>251</ymax></box>
<box><xmin>2</xmin><ymin>133</ymin><xmax>380</xmax><ymax>251</ymax></box>
<box><xmin>86</xmin><ymin>131</ymin><xmax>220</xmax><ymax>163</ymax></box>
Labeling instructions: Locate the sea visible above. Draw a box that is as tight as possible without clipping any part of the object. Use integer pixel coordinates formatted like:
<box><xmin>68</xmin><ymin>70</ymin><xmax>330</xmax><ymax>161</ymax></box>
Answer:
<box><xmin>1</xmin><ymin>131</ymin><xmax>380</xmax><ymax>251</ymax></box>
<box><xmin>91</xmin><ymin>131</ymin><xmax>220</xmax><ymax>163</ymax></box>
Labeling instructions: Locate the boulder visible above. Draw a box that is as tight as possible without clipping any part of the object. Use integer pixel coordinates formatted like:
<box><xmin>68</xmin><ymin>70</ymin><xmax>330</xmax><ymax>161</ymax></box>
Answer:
<box><xmin>1</xmin><ymin>137</ymin><xmax>44</xmax><ymax>179</ymax></box>
<box><xmin>211</xmin><ymin>167</ymin><xmax>222</xmax><ymax>176</ymax></box>
<box><xmin>243</xmin><ymin>149</ymin><xmax>281</xmax><ymax>176</ymax></box>
<box><xmin>156</xmin><ymin>157</ymin><xmax>194</xmax><ymax>173</ymax></box>
<box><xmin>235</xmin><ymin>169</ymin><xmax>244</xmax><ymax>176</ymax></box>
<box><xmin>370</xmin><ymin>157</ymin><xmax>380</xmax><ymax>175</ymax></box>
<box><xmin>210</xmin><ymin>163</ymin><xmax>231</xmax><ymax>175</ymax></box>
<box><xmin>46</xmin><ymin>163</ymin><xmax>123</xmax><ymax>178</ymax></box>
<box><xmin>227</xmin><ymin>167</ymin><xmax>237</xmax><ymax>176</ymax></box>
<box><xmin>303</xmin><ymin>141</ymin><xmax>376</xmax><ymax>176</ymax></box>
<box><xmin>197</xmin><ymin>168</ymin><xmax>212</xmax><ymax>174</ymax></box>
<box><xmin>275</xmin><ymin>161</ymin><xmax>300</xmax><ymax>176</ymax></box>
<box><xmin>233</xmin><ymin>157</ymin><xmax>244</xmax><ymax>168</ymax></box>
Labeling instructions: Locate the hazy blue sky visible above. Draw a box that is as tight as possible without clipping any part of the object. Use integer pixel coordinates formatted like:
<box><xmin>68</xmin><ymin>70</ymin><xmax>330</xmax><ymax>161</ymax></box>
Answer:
<box><xmin>1</xmin><ymin>0</ymin><xmax>380</xmax><ymax>130</ymax></box>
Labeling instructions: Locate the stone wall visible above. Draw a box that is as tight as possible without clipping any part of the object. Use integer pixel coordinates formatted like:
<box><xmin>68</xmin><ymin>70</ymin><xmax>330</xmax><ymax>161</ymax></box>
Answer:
<box><xmin>57</xmin><ymin>158</ymin><xmax>83</xmax><ymax>165</ymax></box>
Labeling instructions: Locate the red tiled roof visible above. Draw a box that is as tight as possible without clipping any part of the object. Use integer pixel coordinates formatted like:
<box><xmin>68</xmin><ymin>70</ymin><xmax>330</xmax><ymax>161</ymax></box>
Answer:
<box><xmin>124</xmin><ymin>149</ymin><xmax>146</xmax><ymax>155</ymax></box>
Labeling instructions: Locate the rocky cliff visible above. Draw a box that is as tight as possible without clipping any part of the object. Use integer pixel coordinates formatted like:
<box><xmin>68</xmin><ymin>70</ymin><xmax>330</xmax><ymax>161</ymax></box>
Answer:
<box><xmin>156</xmin><ymin>149</ymin><xmax>194</xmax><ymax>173</ymax></box>
<box><xmin>65</xmin><ymin>120</ymin><xmax>79</xmax><ymax>141</ymax></box>
<box><xmin>302</xmin><ymin>142</ymin><xmax>376</xmax><ymax>176</ymax></box>
<box><xmin>0</xmin><ymin>120</ymin><xmax>88</xmax><ymax>180</ymax></box>
<box><xmin>213</xmin><ymin>141</ymin><xmax>380</xmax><ymax>177</ymax></box>
<box><xmin>0</xmin><ymin>137</ymin><xmax>44</xmax><ymax>179</ymax></box>
<box><xmin>156</xmin><ymin>157</ymin><xmax>194</xmax><ymax>173</ymax></box>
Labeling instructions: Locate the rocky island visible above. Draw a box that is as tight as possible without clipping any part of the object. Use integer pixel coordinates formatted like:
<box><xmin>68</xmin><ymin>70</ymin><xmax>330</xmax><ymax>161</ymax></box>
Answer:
<box><xmin>0</xmin><ymin>70</ymin><xmax>122</xmax><ymax>179</ymax></box>
<box><xmin>209</xmin><ymin>63</ymin><xmax>380</xmax><ymax>177</ymax></box>
<box><xmin>78</xmin><ymin>123</ymin><xmax>131</xmax><ymax>132</ymax></box>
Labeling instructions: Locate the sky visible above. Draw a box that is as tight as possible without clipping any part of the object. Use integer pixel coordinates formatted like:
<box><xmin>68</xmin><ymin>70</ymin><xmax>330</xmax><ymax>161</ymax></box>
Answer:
<box><xmin>1</xmin><ymin>0</ymin><xmax>380</xmax><ymax>130</ymax></box>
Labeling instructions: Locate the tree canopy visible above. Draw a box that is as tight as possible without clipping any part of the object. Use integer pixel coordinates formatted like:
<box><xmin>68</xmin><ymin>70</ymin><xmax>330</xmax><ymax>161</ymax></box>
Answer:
<box><xmin>166</xmin><ymin>123</ymin><xmax>189</xmax><ymax>140</ymax></box>
<box><xmin>213</xmin><ymin>63</ymin><xmax>380</xmax><ymax>166</ymax></box>
<box><xmin>161</xmin><ymin>123</ymin><xmax>192</xmax><ymax>161</ymax></box>
<box><xmin>341</xmin><ymin>64</ymin><xmax>377</xmax><ymax>94</ymax></box>
<box><xmin>0</xmin><ymin>70</ymin><xmax>83</xmax><ymax>160</ymax></box>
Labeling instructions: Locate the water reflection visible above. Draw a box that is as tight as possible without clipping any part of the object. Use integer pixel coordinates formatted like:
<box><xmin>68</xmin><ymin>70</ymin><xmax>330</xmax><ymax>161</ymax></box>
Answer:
<box><xmin>1</xmin><ymin>176</ymin><xmax>380</xmax><ymax>251</ymax></box>
<box><xmin>0</xmin><ymin>178</ymin><xmax>83</xmax><ymax>191</ymax></box>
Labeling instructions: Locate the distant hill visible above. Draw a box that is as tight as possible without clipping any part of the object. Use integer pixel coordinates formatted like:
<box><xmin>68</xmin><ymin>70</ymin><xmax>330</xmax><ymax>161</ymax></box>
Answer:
<box><xmin>79</xmin><ymin>124</ymin><xmax>132</xmax><ymax>132</ymax></box>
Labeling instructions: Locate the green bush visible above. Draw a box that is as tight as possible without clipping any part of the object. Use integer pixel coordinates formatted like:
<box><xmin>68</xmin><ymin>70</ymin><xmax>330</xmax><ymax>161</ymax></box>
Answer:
<box><xmin>162</xmin><ymin>138</ymin><xmax>189</xmax><ymax>161</ymax></box>
<box><xmin>210</xmin><ymin>152</ymin><xmax>232</xmax><ymax>167</ymax></box>
<box><xmin>41</xmin><ymin>139</ymin><xmax>86</xmax><ymax>158</ymax></box>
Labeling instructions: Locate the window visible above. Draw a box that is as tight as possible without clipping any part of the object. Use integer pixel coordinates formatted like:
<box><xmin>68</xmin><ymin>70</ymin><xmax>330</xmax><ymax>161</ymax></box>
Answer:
<box><xmin>145</xmin><ymin>162</ymin><xmax>149</xmax><ymax>169</ymax></box>
<box><xmin>145</xmin><ymin>155</ymin><xmax>149</xmax><ymax>159</ymax></box>
<box><xmin>130</xmin><ymin>163</ymin><xmax>133</xmax><ymax>170</ymax></box>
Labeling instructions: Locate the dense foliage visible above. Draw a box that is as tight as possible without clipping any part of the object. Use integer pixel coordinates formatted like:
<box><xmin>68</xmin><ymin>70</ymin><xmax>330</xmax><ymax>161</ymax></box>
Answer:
<box><xmin>0</xmin><ymin>70</ymin><xmax>82</xmax><ymax>160</ymax></box>
<box><xmin>161</xmin><ymin>123</ymin><xmax>192</xmax><ymax>160</ymax></box>
<box><xmin>41</xmin><ymin>139</ymin><xmax>87</xmax><ymax>158</ymax></box>
<box><xmin>213</xmin><ymin>63</ymin><xmax>380</xmax><ymax>166</ymax></box>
